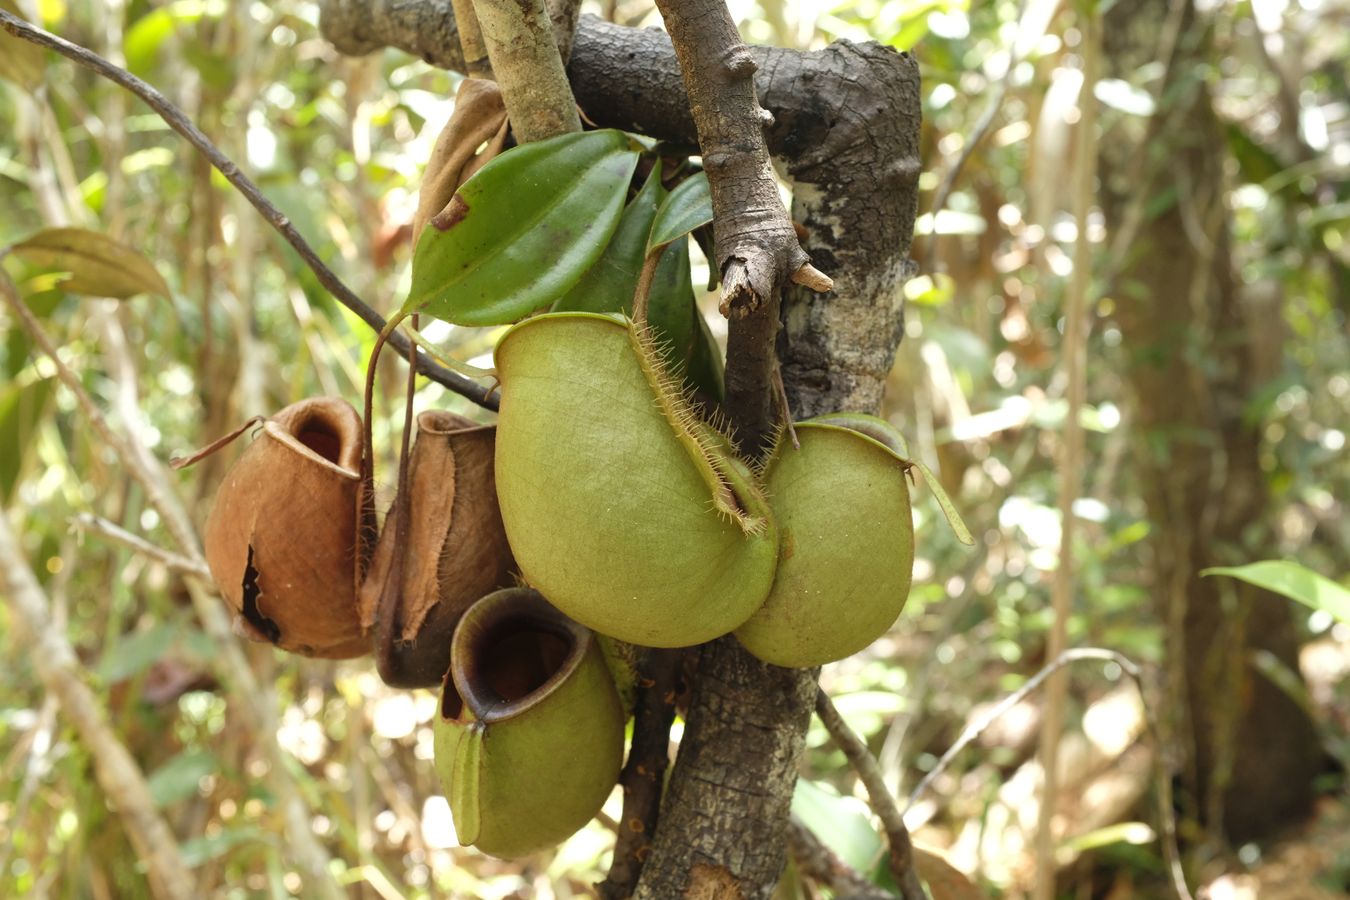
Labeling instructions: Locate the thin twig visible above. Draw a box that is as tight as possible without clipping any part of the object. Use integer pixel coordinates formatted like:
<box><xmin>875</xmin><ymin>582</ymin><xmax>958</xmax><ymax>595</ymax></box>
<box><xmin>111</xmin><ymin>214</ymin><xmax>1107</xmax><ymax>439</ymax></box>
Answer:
<box><xmin>905</xmin><ymin>646</ymin><xmax>1194</xmax><ymax>900</ymax></box>
<box><xmin>909</xmin><ymin>648</ymin><xmax>1136</xmax><ymax>807</ymax></box>
<box><xmin>815</xmin><ymin>689</ymin><xmax>926</xmax><ymax>900</ymax></box>
<box><xmin>72</xmin><ymin>513</ymin><xmax>212</xmax><ymax>580</ymax></box>
<box><xmin>0</xmin><ymin>8</ymin><xmax>498</xmax><ymax>411</ymax></box>
<box><xmin>599</xmin><ymin>647</ymin><xmax>681</xmax><ymax>899</ymax></box>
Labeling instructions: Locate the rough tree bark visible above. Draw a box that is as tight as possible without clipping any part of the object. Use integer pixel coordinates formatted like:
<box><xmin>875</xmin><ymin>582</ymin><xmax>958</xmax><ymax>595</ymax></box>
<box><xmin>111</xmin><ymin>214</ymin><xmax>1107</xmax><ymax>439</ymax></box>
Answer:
<box><xmin>319</xmin><ymin>4</ymin><xmax>921</xmax><ymax>894</ymax></box>
<box><xmin>1101</xmin><ymin>0</ymin><xmax>1319</xmax><ymax>843</ymax></box>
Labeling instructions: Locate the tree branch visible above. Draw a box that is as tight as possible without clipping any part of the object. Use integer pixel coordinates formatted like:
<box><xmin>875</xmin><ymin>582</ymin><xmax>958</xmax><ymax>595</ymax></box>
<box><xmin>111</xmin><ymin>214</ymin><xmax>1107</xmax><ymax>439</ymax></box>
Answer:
<box><xmin>570</xmin><ymin>17</ymin><xmax>921</xmax><ymax>417</ymax></box>
<box><xmin>599</xmin><ymin>648</ymin><xmax>682</xmax><ymax>899</ymax></box>
<box><xmin>0</xmin><ymin>8</ymin><xmax>498</xmax><ymax>411</ymax></box>
<box><xmin>815</xmin><ymin>689</ymin><xmax>925</xmax><ymax>900</ymax></box>
<box><xmin>319</xmin><ymin>0</ymin><xmax>581</xmax><ymax>71</ymax></box>
<box><xmin>652</xmin><ymin>0</ymin><xmax>827</xmax><ymax>455</ymax></box>
<box><xmin>473</xmin><ymin>0</ymin><xmax>581</xmax><ymax>141</ymax></box>
<box><xmin>72</xmin><ymin>513</ymin><xmax>213</xmax><ymax>581</ymax></box>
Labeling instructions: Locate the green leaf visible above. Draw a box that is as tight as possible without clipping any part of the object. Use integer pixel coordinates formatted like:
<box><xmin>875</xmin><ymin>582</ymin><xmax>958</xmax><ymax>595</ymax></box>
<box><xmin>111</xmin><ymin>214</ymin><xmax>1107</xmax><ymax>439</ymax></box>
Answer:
<box><xmin>10</xmin><ymin>228</ymin><xmax>171</xmax><ymax>299</ymax></box>
<box><xmin>555</xmin><ymin>163</ymin><xmax>668</xmax><ymax>317</ymax></box>
<box><xmin>791</xmin><ymin>780</ymin><xmax>897</xmax><ymax>890</ymax></box>
<box><xmin>1202</xmin><ymin>561</ymin><xmax>1350</xmax><ymax>626</ymax></box>
<box><xmin>0</xmin><ymin>376</ymin><xmax>52</xmax><ymax>503</ymax></box>
<box><xmin>685</xmin><ymin>293</ymin><xmax>725</xmax><ymax>401</ymax></box>
<box><xmin>647</xmin><ymin>172</ymin><xmax>711</xmax><ymax>253</ymax></box>
<box><xmin>0</xmin><ymin>1</ymin><xmax>45</xmax><ymax>89</ymax></box>
<box><xmin>406</xmin><ymin>129</ymin><xmax>639</xmax><ymax>326</ymax></box>
<box><xmin>97</xmin><ymin>622</ymin><xmax>180</xmax><ymax>683</ymax></box>
<box><xmin>554</xmin><ymin>164</ymin><xmax>724</xmax><ymax>399</ymax></box>
<box><xmin>124</xmin><ymin>0</ymin><xmax>226</xmax><ymax>76</ymax></box>
<box><xmin>148</xmin><ymin>750</ymin><xmax>218</xmax><ymax>808</ymax></box>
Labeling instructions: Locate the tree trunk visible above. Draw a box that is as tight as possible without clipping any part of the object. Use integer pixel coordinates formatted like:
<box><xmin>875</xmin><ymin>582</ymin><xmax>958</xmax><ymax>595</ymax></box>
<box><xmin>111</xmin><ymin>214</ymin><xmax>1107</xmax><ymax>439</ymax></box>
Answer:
<box><xmin>1101</xmin><ymin>0</ymin><xmax>1319</xmax><ymax>843</ymax></box>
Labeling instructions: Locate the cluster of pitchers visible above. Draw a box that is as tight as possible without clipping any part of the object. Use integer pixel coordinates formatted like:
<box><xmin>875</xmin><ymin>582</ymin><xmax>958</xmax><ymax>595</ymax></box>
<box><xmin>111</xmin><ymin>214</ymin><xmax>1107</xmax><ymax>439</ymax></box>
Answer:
<box><xmin>194</xmin><ymin>311</ymin><xmax>962</xmax><ymax>858</ymax></box>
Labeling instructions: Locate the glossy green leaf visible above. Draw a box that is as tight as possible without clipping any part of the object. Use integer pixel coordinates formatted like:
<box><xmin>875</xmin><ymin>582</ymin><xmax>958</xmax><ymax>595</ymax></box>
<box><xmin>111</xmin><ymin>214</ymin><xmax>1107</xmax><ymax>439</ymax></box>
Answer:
<box><xmin>0</xmin><ymin>1</ymin><xmax>44</xmax><ymax>89</ymax></box>
<box><xmin>0</xmin><ymin>376</ymin><xmax>52</xmax><ymax>503</ymax></box>
<box><xmin>1203</xmin><ymin>561</ymin><xmax>1350</xmax><ymax>626</ymax></box>
<box><xmin>554</xmin><ymin>164</ymin><xmax>723</xmax><ymax>399</ymax></box>
<box><xmin>647</xmin><ymin>172</ymin><xmax>711</xmax><ymax>253</ymax></box>
<box><xmin>554</xmin><ymin>163</ymin><xmax>668</xmax><ymax>317</ymax></box>
<box><xmin>406</xmin><ymin>129</ymin><xmax>638</xmax><ymax>326</ymax></box>
<box><xmin>685</xmin><ymin>292</ymin><xmax>725</xmax><ymax>401</ymax></box>
<box><xmin>10</xmin><ymin>228</ymin><xmax>171</xmax><ymax>299</ymax></box>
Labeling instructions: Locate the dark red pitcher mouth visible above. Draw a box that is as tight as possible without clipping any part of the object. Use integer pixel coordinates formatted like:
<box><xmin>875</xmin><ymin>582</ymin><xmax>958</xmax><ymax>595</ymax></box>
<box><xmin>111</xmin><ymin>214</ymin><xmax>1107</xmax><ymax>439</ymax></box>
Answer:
<box><xmin>441</xmin><ymin>587</ymin><xmax>590</xmax><ymax>725</ymax></box>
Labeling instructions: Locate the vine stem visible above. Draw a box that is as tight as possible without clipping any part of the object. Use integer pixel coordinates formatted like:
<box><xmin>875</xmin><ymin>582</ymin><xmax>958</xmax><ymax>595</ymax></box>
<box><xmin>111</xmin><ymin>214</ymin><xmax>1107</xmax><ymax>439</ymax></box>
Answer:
<box><xmin>815</xmin><ymin>689</ymin><xmax>926</xmax><ymax>900</ymax></box>
<box><xmin>359</xmin><ymin>311</ymin><xmax>409</xmax><ymax>574</ymax></box>
<box><xmin>0</xmin><ymin>8</ymin><xmax>498</xmax><ymax>411</ymax></box>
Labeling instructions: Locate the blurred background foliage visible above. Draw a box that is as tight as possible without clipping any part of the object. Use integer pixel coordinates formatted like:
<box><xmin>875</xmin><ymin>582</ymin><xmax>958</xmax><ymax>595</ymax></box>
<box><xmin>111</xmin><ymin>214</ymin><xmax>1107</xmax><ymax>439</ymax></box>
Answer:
<box><xmin>0</xmin><ymin>0</ymin><xmax>1347</xmax><ymax>897</ymax></box>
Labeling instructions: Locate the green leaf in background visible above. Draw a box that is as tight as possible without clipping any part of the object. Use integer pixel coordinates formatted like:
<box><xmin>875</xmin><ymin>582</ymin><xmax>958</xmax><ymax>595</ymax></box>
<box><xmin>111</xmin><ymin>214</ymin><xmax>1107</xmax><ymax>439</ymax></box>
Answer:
<box><xmin>124</xmin><ymin>0</ymin><xmax>226</xmax><ymax>76</ymax></box>
<box><xmin>554</xmin><ymin>164</ymin><xmax>724</xmax><ymax>399</ymax></box>
<box><xmin>0</xmin><ymin>376</ymin><xmax>52</xmax><ymax>503</ymax></box>
<box><xmin>0</xmin><ymin>1</ymin><xmax>45</xmax><ymax>90</ymax></box>
<box><xmin>791</xmin><ymin>779</ymin><xmax>897</xmax><ymax>891</ymax></box>
<box><xmin>97</xmin><ymin>622</ymin><xmax>181</xmax><ymax>683</ymax></box>
<box><xmin>180</xmin><ymin>826</ymin><xmax>267</xmax><ymax>867</ymax></box>
<box><xmin>10</xmin><ymin>228</ymin><xmax>171</xmax><ymax>299</ymax></box>
<box><xmin>148</xmin><ymin>749</ymin><xmax>218</xmax><ymax>808</ymax></box>
<box><xmin>903</xmin><ymin>272</ymin><xmax>955</xmax><ymax>306</ymax></box>
<box><xmin>406</xmin><ymin>129</ymin><xmax>639</xmax><ymax>326</ymax></box>
<box><xmin>1202</xmin><ymin>561</ymin><xmax>1350</xmax><ymax>626</ymax></box>
<box><xmin>647</xmin><ymin>171</ymin><xmax>711</xmax><ymax>253</ymax></box>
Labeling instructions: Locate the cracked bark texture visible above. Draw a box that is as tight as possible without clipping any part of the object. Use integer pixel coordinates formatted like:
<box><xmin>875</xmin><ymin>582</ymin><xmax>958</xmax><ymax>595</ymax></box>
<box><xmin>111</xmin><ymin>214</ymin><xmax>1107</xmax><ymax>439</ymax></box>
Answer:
<box><xmin>652</xmin><ymin>0</ymin><xmax>806</xmax><ymax>460</ymax></box>
<box><xmin>317</xmin><ymin>6</ymin><xmax>921</xmax><ymax>895</ymax></box>
<box><xmin>320</xmin><ymin>0</ymin><xmax>579</xmax><ymax>72</ymax></box>
<box><xmin>565</xmin><ymin>18</ymin><xmax>921</xmax><ymax>416</ymax></box>
<box><xmin>472</xmin><ymin>0</ymin><xmax>580</xmax><ymax>141</ymax></box>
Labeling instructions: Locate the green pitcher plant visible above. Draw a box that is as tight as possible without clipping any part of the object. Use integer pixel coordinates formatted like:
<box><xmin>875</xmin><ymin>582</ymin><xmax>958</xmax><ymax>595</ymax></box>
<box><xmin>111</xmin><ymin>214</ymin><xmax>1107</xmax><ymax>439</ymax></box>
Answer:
<box><xmin>491</xmin><ymin>312</ymin><xmax>779</xmax><ymax>647</ymax></box>
<box><xmin>434</xmin><ymin>587</ymin><xmax>624</xmax><ymax>858</ymax></box>
<box><xmin>735</xmin><ymin>414</ymin><xmax>974</xmax><ymax>668</ymax></box>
